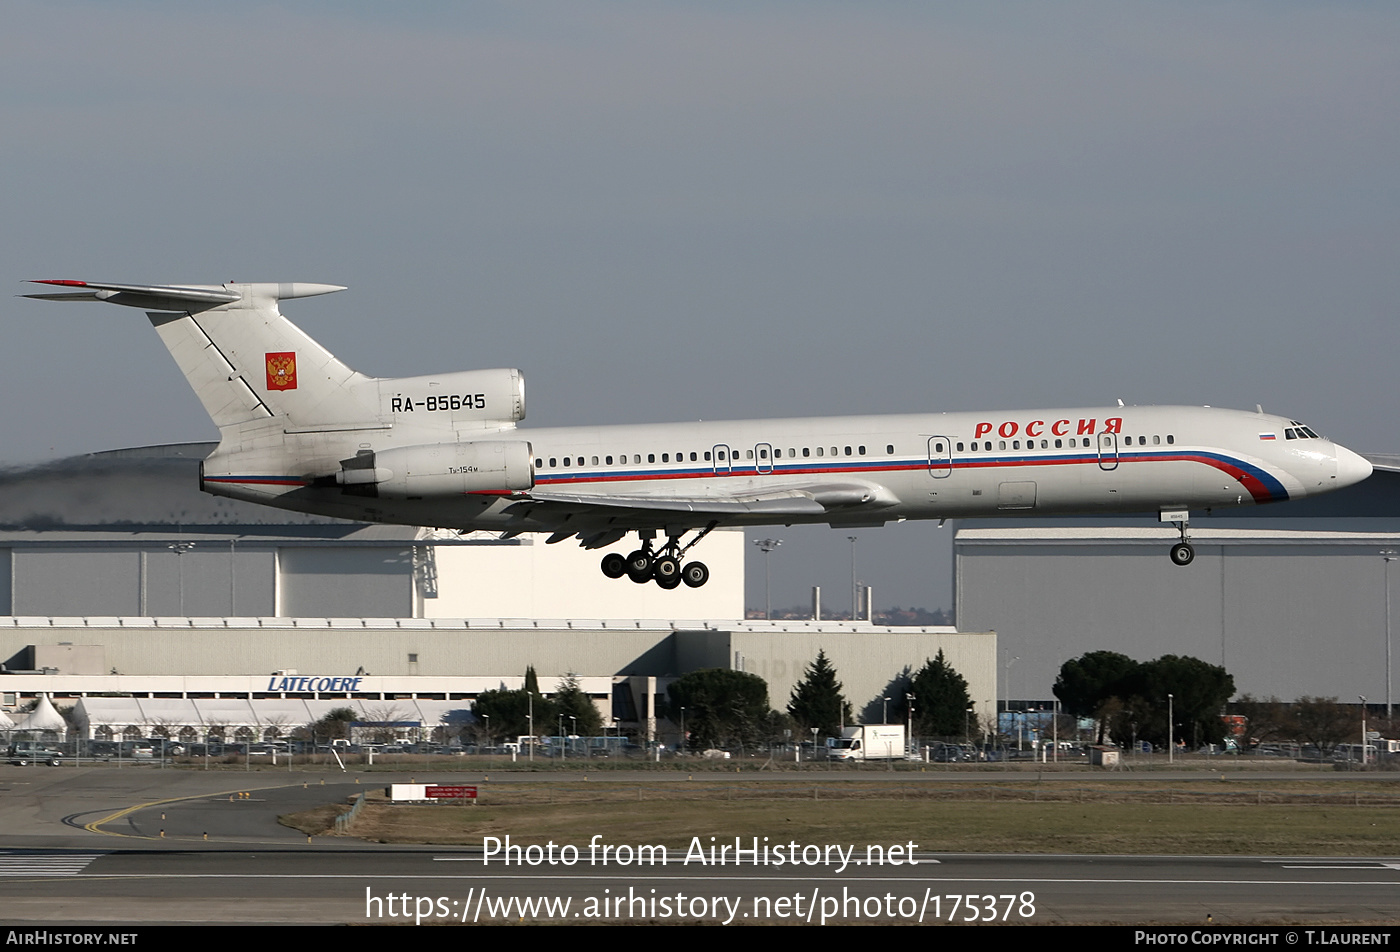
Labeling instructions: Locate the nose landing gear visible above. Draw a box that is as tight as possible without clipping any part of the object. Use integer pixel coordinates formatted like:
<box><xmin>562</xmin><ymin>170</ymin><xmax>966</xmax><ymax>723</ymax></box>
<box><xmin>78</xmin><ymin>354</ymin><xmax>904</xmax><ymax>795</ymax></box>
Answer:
<box><xmin>1169</xmin><ymin>542</ymin><xmax>1195</xmax><ymax>566</ymax></box>
<box><xmin>599</xmin><ymin>524</ymin><xmax>716</xmax><ymax>589</ymax></box>
<box><xmin>1162</xmin><ymin>509</ymin><xmax>1194</xmax><ymax>566</ymax></box>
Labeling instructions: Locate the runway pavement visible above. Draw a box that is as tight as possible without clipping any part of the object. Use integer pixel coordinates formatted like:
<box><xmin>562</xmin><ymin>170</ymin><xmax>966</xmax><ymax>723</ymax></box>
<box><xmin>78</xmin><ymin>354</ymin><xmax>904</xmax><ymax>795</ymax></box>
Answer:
<box><xmin>2</xmin><ymin>764</ymin><xmax>1398</xmax><ymax>926</ymax></box>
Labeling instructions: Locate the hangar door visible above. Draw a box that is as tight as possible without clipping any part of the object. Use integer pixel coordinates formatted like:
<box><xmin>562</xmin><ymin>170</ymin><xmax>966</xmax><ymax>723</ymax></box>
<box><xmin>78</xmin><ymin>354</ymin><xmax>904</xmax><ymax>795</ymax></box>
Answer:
<box><xmin>277</xmin><ymin>547</ymin><xmax>415</xmax><ymax>618</ymax></box>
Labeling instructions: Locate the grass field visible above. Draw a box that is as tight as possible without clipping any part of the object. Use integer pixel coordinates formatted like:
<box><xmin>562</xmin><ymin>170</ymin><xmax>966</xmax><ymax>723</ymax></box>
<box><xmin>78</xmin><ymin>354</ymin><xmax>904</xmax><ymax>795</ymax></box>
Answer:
<box><xmin>281</xmin><ymin>778</ymin><xmax>1400</xmax><ymax>855</ymax></box>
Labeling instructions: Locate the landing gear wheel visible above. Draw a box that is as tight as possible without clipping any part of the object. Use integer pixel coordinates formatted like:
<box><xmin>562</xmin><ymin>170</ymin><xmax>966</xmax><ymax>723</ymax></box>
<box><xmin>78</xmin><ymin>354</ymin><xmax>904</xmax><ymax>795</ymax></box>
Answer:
<box><xmin>1170</xmin><ymin>542</ymin><xmax>1195</xmax><ymax>566</ymax></box>
<box><xmin>652</xmin><ymin>555</ymin><xmax>681</xmax><ymax>585</ymax></box>
<box><xmin>625</xmin><ymin>550</ymin><xmax>653</xmax><ymax>583</ymax></box>
<box><xmin>656</xmin><ymin>574</ymin><xmax>682</xmax><ymax>590</ymax></box>
<box><xmin>681</xmin><ymin>561</ymin><xmax>710</xmax><ymax>588</ymax></box>
<box><xmin>600</xmin><ymin>553</ymin><xmax>627</xmax><ymax>579</ymax></box>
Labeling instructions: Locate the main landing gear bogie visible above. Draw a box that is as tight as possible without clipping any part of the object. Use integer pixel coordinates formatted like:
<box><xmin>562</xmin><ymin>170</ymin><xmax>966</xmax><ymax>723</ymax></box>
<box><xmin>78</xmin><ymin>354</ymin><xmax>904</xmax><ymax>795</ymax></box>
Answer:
<box><xmin>601</xmin><ymin>526</ymin><xmax>716</xmax><ymax>589</ymax></box>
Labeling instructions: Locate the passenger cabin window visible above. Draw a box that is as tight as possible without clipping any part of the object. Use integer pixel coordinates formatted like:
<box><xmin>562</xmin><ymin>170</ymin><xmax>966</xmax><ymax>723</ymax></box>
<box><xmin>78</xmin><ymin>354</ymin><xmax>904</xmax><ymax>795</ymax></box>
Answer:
<box><xmin>886</xmin><ymin>444</ymin><xmax>894</xmax><ymax>454</ymax></box>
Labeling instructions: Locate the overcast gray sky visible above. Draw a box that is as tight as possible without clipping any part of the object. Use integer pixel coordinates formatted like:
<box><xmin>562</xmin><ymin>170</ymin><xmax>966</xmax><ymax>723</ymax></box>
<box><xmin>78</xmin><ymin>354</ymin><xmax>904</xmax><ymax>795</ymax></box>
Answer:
<box><xmin>3</xmin><ymin>1</ymin><xmax>1397</xmax><ymax>612</ymax></box>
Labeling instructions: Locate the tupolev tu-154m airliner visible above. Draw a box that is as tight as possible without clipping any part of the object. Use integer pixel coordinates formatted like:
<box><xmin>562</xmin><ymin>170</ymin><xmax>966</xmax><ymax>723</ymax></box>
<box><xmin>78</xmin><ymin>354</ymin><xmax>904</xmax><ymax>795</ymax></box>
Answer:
<box><xmin>27</xmin><ymin>280</ymin><xmax>1374</xmax><ymax>589</ymax></box>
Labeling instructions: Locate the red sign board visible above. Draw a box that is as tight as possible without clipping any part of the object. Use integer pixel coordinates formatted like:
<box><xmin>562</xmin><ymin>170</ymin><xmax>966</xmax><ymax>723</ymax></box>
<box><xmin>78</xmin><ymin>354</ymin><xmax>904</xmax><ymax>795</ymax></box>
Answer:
<box><xmin>425</xmin><ymin>785</ymin><xmax>477</xmax><ymax>800</ymax></box>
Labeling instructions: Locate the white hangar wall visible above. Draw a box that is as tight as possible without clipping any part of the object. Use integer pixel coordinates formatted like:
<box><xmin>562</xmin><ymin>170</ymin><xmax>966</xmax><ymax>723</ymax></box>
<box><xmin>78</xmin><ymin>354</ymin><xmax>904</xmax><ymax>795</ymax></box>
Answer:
<box><xmin>423</xmin><ymin>530</ymin><xmax>743</xmax><ymax>619</ymax></box>
<box><xmin>956</xmin><ymin>526</ymin><xmax>1398</xmax><ymax>703</ymax></box>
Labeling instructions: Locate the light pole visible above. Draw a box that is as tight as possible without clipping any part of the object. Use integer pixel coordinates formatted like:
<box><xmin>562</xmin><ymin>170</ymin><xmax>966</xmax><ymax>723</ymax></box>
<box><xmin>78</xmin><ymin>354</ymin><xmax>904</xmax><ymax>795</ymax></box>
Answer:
<box><xmin>1359</xmin><ymin>696</ymin><xmax>1368</xmax><ymax>766</ymax></box>
<box><xmin>168</xmin><ymin>541</ymin><xmax>196</xmax><ymax>615</ymax></box>
<box><xmin>482</xmin><ymin>713</ymin><xmax>490</xmax><ymax>749</ymax></box>
<box><xmin>754</xmin><ymin>538</ymin><xmax>782</xmax><ymax>619</ymax></box>
<box><xmin>848</xmin><ymin>536</ymin><xmax>858</xmax><ymax>620</ymax></box>
<box><xmin>1003</xmin><ymin>654</ymin><xmax>1020</xmax><ymax>718</ymax></box>
<box><xmin>1167</xmin><ymin>693</ymin><xmax>1174</xmax><ymax>764</ymax></box>
<box><xmin>1383</xmin><ymin>551</ymin><xmax>1396</xmax><ymax>720</ymax></box>
<box><xmin>882</xmin><ymin>696</ymin><xmax>890</xmax><ymax>724</ymax></box>
<box><xmin>906</xmin><ymin>693</ymin><xmax>914</xmax><ymax>758</ymax></box>
<box><xmin>679</xmin><ymin>706</ymin><xmax>686</xmax><ymax>754</ymax></box>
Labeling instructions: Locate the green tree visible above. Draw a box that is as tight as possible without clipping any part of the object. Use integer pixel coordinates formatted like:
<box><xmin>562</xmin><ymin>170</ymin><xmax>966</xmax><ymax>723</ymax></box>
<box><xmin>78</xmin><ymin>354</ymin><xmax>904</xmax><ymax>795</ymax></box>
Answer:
<box><xmin>1054</xmin><ymin>651</ymin><xmax>1234</xmax><ymax>748</ymax></box>
<box><xmin>1055</xmin><ymin>651</ymin><xmax>1142</xmax><ymax>743</ymax></box>
<box><xmin>787</xmin><ymin>650</ymin><xmax>852</xmax><ymax>740</ymax></box>
<box><xmin>905</xmin><ymin>649</ymin><xmax>972</xmax><ymax>737</ymax></box>
<box><xmin>474</xmin><ymin>688</ymin><xmax>556</xmax><ymax>742</ymax></box>
<box><xmin>1130</xmin><ymin>654</ymin><xmax>1235</xmax><ymax>748</ymax></box>
<box><xmin>308</xmin><ymin>706</ymin><xmax>356</xmax><ymax>741</ymax></box>
<box><xmin>1054</xmin><ymin>651</ymin><xmax>1139</xmax><ymax>717</ymax></box>
<box><xmin>667</xmin><ymin>669</ymin><xmax>771</xmax><ymax>750</ymax></box>
<box><xmin>553</xmin><ymin>673</ymin><xmax>603</xmax><ymax>736</ymax></box>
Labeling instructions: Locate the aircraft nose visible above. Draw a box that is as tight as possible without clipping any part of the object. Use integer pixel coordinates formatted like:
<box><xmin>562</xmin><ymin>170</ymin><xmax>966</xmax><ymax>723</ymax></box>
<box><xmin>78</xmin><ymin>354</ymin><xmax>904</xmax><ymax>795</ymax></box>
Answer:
<box><xmin>1334</xmin><ymin>446</ymin><xmax>1373</xmax><ymax>488</ymax></box>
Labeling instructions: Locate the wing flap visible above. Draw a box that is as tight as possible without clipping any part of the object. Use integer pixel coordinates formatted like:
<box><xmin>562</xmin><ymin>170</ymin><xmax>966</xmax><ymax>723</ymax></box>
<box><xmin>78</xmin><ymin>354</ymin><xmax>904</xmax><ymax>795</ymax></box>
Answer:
<box><xmin>518</xmin><ymin>489</ymin><xmax>828</xmax><ymax>516</ymax></box>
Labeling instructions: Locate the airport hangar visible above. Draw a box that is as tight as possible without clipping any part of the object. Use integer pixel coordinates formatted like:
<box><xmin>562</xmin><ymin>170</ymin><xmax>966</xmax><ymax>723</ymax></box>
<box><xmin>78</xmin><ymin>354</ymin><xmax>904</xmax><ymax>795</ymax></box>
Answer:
<box><xmin>0</xmin><ymin>443</ymin><xmax>994</xmax><ymax>743</ymax></box>
<box><xmin>954</xmin><ymin>456</ymin><xmax>1400</xmax><ymax>712</ymax></box>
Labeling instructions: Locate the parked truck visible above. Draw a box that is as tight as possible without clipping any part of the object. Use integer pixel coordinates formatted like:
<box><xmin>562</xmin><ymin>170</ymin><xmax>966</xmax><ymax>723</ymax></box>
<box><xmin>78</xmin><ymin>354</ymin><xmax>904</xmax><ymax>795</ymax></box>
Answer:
<box><xmin>827</xmin><ymin>724</ymin><xmax>907</xmax><ymax>762</ymax></box>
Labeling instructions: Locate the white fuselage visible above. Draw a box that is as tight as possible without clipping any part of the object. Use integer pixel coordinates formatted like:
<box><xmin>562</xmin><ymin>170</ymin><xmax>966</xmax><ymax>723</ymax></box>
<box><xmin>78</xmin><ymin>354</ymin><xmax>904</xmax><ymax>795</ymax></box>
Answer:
<box><xmin>202</xmin><ymin>404</ymin><xmax>1371</xmax><ymax>532</ymax></box>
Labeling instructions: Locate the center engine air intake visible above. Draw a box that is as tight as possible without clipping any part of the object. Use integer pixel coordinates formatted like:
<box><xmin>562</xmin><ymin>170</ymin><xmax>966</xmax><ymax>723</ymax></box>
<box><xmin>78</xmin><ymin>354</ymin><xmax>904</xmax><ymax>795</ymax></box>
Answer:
<box><xmin>336</xmin><ymin>441</ymin><xmax>534</xmax><ymax>497</ymax></box>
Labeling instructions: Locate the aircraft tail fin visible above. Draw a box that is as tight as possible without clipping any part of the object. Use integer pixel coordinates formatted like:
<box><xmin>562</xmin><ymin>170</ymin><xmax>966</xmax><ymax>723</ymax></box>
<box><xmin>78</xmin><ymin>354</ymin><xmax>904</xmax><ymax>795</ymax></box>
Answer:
<box><xmin>26</xmin><ymin>280</ymin><xmax>374</xmax><ymax>430</ymax></box>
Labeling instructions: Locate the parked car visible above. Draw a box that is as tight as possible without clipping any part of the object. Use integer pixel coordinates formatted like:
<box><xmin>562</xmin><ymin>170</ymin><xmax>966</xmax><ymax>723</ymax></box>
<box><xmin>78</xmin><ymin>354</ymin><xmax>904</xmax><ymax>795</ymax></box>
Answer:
<box><xmin>7</xmin><ymin>742</ymin><xmax>63</xmax><ymax>766</ymax></box>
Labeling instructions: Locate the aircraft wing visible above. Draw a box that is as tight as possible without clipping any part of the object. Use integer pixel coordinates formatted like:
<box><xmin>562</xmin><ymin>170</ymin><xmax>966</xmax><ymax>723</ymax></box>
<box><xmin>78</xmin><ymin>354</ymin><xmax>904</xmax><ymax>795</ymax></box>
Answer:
<box><xmin>504</xmin><ymin>480</ymin><xmax>900</xmax><ymax>545</ymax></box>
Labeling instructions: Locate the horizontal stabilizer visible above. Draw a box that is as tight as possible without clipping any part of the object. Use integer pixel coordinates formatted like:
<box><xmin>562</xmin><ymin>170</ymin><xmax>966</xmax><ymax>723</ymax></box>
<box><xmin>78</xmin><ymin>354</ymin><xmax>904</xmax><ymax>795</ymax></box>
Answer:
<box><xmin>24</xmin><ymin>280</ymin><xmax>344</xmax><ymax>313</ymax></box>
